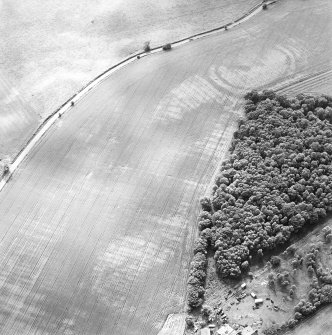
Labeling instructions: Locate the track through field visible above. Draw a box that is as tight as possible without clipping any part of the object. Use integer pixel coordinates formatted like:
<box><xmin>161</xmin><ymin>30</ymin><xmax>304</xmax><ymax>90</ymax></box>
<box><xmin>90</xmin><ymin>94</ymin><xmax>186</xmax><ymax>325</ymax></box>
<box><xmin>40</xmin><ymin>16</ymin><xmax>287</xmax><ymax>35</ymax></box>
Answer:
<box><xmin>0</xmin><ymin>0</ymin><xmax>331</xmax><ymax>334</ymax></box>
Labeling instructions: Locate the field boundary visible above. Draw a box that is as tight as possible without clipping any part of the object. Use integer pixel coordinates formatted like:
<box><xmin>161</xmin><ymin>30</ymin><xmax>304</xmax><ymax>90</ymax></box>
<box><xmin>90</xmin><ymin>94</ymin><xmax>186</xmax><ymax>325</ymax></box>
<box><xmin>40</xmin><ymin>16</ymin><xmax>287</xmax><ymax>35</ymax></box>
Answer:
<box><xmin>0</xmin><ymin>0</ymin><xmax>275</xmax><ymax>193</ymax></box>
<box><xmin>275</xmin><ymin>69</ymin><xmax>332</xmax><ymax>94</ymax></box>
<box><xmin>157</xmin><ymin>313</ymin><xmax>186</xmax><ymax>335</ymax></box>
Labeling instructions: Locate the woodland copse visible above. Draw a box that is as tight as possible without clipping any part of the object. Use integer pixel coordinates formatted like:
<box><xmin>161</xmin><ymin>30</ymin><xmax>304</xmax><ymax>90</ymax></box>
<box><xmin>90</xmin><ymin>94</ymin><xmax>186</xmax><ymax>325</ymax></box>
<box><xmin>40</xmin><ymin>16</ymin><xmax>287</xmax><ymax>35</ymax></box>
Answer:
<box><xmin>187</xmin><ymin>90</ymin><xmax>332</xmax><ymax>309</ymax></box>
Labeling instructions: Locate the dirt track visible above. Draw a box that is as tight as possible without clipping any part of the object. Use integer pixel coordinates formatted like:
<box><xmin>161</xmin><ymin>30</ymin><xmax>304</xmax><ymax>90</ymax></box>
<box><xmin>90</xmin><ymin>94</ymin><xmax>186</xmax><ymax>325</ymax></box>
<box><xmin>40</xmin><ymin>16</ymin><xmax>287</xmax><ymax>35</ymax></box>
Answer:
<box><xmin>0</xmin><ymin>0</ymin><xmax>331</xmax><ymax>334</ymax></box>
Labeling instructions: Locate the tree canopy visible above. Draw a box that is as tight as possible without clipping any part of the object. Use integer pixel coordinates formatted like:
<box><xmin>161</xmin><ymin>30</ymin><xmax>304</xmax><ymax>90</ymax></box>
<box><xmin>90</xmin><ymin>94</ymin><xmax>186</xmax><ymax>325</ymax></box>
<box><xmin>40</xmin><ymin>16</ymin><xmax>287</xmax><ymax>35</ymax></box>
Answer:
<box><xmin>187</xmin><ymin>90</ymin><xmax>332</xmax><ymax>309</ymax></box>
<box><xmin>210</xmin><ymin>91</ymin><xmax>332</xmax><ymax>278</ymax></box>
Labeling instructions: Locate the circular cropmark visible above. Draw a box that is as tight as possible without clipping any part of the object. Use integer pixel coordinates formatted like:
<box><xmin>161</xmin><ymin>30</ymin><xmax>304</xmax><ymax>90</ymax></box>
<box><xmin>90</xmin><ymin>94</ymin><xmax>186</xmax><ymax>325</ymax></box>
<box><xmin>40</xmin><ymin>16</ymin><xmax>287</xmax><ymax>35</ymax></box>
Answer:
<box><xmin>208</xmin><ymin>44</ymin><xmax>298</xmax><ymax>95</ymax></box>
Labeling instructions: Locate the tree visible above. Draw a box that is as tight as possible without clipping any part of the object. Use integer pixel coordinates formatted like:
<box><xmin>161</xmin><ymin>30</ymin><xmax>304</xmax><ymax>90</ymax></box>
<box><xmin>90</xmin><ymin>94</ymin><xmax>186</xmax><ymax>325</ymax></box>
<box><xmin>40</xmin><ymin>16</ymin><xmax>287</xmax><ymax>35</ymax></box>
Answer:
<box><xmin>288</xmin><ymin>319</ymin><xmax>298</xmax><ymax>328</ymax></box>
<box><xmin>187</xmin><ymin>285</ymin><xmax>204</xmax><ymax>309</ymax></box>
<box><xmin>201</xmin><ymin>305</ymin><xmax>212</xmax><ymax>318</ymax></box>
<box><xmin>270</xmin><ymin>256</ymin><xmax>281</xmax><ymax>268</ymax></box>
<box><xmin>257</xmin><ymin>249</ymin><xmax>264</xmax><ymax>258</ymax></box>
<box><xmin>286</xmin><ymin>245</ymin><xmax>297</xmax><ymax>256</ymax></box>
<box><xmin>144</xmin><ymin>41</ymin><xmax>151</xmax><ymax>52</ymax></box>
<box><xmin>193</xmin><ymin>237</ymin><xmax>208</xmax><ymax>254</ymax></box>
<box><xmin>162</xmin><ymin>43</ymin><xmax>172</xmax><ymax>51</ymax></box>
<box><xmin>326</xmin><ymin>234</ymin><xmax>332</xmax><ymax>243</ymax></box>
<box><xmin>241</xmin><ymin>260</ymin><xmax>249</xmax><ymax>271</ymax></box>
<box><xmin>200</xmin><ymin>197</ymin><xmax>212</xmax><ymax>212</ymax></box>
<box><xmin>308</xmin><ymin>265</ymin><xmax>314</xmax><ymax>276</ymax></box>
<box><xmin>294</xmin><ymin>312</ymin><xmax>302</xmax><ymax>320</ymax></box>
<box><xmin>268</xmin><ymin>273</ymin><xmax>275</xmax><ymax>287</ymax></box>
<box><xmin>2</xmin><ymin>164</ymin><xmax>9</xmax><ymax>176</ymax></box>
<box><xmin>185</xmin><ymin>316</ymin><xmax>195</xmax><ymax>328</ymax></box>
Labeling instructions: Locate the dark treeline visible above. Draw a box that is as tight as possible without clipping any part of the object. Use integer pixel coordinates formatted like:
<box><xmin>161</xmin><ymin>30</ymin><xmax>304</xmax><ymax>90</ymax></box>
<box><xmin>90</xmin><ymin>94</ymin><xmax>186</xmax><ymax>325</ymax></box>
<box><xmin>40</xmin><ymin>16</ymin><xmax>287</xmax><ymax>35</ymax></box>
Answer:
<box><xmin>187</xmin><ymin>90</ymin><xmax>332</xmax><ymax>309</ymax></box>
<box><xmin>265</xmin><ymin>241</ymin><xmax>332</xmax><ymax>334</ymax></box>
<box><xmin>288</xmin><ymin>243</ymin><xmax>332</xmax><ymax>329</ymax></box>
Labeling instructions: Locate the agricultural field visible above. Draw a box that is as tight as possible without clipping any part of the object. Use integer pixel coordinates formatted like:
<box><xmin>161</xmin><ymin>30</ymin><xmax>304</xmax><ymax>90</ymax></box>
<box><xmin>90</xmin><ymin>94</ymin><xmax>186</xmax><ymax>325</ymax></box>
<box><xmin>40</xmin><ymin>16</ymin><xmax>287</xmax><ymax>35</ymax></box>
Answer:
<box><xmin>0</xmin><ymin>43</ymin><xmax>239</xmax><ymax>335</ymax></box>
<box><xmin>0</xmin><ymin>0</ymin><xmax>258</xmax><ymax>160</ymax></box>
<box><xmin>0</xmin><ymin>0</ymin><xmax>331</xmax><ymax>335</ymax></box>
<box><xmin>157</xmin><ymin>314</ymin><xmax>186</xmax><ymax>335</ymax></box>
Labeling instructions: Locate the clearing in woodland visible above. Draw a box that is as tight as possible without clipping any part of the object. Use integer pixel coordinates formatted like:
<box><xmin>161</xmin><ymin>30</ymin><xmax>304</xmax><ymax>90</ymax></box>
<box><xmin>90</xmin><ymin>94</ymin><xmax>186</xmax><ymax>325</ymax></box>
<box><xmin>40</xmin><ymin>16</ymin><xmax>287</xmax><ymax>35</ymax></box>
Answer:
<box><xmin>0</xmin><ymin>0</ymin><xmax>331</xmax><ymax>334</ymax></box>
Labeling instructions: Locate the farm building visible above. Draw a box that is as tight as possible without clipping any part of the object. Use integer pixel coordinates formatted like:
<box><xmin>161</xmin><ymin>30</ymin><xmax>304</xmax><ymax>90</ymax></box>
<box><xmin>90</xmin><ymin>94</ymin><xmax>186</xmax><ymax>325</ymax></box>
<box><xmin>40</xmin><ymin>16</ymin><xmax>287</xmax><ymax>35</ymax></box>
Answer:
<box><xmin>200</xmin><ymin>327</ymin><xmax>211</xmax><ymax>335</ymax></box>
<box><xmin>217</xmin><ymin>324</ymin><xmax>237</xmax><ymax>335</ymax></box>
<box><xmin>242</xmin><ymin>326</ymin><xmax>258</xmax><ymax>335</ymax></box>
<box><xmin>255</xmin><ymin>298</ymin><xmax>263</xmax><ymax>305</ymax></box>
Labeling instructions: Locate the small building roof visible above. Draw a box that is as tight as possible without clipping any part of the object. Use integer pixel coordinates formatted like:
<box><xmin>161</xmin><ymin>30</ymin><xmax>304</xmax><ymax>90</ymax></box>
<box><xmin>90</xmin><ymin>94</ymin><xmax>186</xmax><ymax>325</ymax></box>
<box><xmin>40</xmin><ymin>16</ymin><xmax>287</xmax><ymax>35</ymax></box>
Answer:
<box><xmin>255</xmin><ymin>298</ymin><xmax>263</xmax><ymax>305</ymax></box>
<box><xmin>217</xmin><ymin>324</ymin><xmax>237</xmax><ymax>335</ymax></box>
<box><xmin>242</xmin><ymin>326</ymin><xmax>258</xmax><ymax>335</ymax></box>
<box><xmin>200</xmin><ymin>327</ymin><xmax>211</xmax><ymax>335</ymax></box>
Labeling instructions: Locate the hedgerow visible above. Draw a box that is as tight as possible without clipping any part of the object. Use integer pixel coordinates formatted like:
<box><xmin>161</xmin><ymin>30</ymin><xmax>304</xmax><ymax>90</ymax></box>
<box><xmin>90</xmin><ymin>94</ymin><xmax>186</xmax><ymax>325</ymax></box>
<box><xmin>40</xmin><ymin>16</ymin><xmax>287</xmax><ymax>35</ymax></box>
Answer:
<box><xmin>187</xmin><ymin>90</ymin><xmax>332</xmax><ymax>309</ymax></box>
<box><xmin>282</xmin><ymin>243</ymin><xmax>332</xmax><ymax>332</ymax></box>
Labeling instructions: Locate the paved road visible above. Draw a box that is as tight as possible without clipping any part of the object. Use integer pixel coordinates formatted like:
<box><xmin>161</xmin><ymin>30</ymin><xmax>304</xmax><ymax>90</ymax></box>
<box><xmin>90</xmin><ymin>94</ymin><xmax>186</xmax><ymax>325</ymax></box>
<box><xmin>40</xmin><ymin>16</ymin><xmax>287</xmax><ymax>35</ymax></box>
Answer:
<box><xmin>0</xmin><ymin>0</ymin><xmax>331</xmax><ymax>334</ymax></box>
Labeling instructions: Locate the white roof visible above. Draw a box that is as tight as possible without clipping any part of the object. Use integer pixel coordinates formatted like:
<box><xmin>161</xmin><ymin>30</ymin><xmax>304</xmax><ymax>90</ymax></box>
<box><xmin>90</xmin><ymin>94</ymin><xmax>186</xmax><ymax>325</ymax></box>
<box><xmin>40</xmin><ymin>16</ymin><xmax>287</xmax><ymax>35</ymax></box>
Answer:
<box><xmin>200</xmin><ymin>328</ymin><xmax>211</xmax><ymax>335</ymax></box>
<box><xmin>242</xmin><ymin>326</ymin><xmax>257</xmax><ymax>335</ymax></box>
<box><xmin>217</xmin><ymin>324</ymin><xmax>237</xmax><ymax>335</ymax></box>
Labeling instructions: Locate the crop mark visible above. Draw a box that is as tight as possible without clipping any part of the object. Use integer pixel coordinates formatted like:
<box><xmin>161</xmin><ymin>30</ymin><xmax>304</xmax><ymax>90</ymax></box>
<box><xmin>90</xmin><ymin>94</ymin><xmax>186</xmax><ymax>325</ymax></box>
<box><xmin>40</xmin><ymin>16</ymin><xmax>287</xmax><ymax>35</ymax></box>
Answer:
<box><xmin>209</xmin><ymin>44</ymin><xmax>297</xmax><ymax>95</ymax></box>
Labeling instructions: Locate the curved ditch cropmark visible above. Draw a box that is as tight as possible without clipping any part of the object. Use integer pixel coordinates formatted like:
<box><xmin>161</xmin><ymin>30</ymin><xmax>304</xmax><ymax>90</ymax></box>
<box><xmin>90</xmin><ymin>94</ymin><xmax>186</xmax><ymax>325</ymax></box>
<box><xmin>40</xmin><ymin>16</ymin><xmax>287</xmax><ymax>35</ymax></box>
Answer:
<box><xmin>208</xmin><ymin>44</ymin><xmax>297</xmax><ymax>95</ymax></box>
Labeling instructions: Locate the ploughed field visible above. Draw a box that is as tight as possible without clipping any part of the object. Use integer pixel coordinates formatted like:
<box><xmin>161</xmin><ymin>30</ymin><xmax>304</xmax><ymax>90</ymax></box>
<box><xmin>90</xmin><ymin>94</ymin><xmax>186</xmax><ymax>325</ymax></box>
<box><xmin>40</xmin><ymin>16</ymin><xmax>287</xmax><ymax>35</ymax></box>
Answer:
<box><xmin>0</xmin><ymin>0</ymin><xmax>331</xmax><ymax>334</ymax></box>
<box><xmin>0</xmin><ymin>0</ymin><xmax>258</xmax><ymax>160</ymax></box>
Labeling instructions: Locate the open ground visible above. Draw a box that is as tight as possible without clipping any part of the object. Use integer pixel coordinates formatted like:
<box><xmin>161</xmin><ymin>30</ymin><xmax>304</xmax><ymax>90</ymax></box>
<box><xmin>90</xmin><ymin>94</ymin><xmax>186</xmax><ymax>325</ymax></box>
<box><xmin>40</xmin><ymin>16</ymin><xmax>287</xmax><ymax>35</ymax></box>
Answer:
<box><xmin>0</xmin><ymin>0</ymin><xmax>331</xmax><ymax>334</ymax></box>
